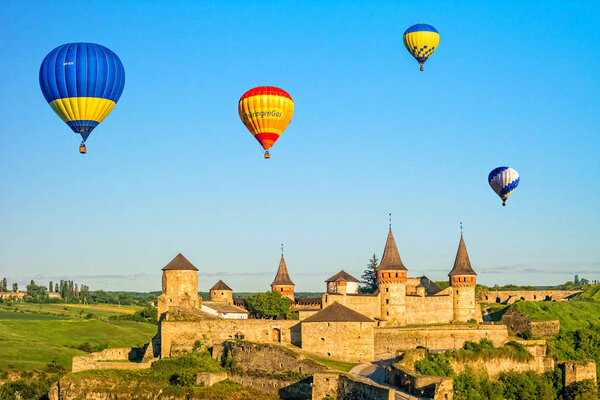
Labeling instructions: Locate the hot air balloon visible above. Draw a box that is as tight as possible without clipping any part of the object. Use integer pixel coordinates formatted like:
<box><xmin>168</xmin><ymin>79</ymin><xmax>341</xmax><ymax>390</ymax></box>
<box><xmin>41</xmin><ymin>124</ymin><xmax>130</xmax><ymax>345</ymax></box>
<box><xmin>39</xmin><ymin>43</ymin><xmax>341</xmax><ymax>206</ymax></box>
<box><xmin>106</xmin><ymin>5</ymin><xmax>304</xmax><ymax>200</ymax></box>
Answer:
<box><xmin>403</xmin><ymin>24</ymin><xmax>440</xmax><ymax>71</ymax></box>
<box><xmin>238</xmin><ymin>86</ymin><xmax>294</xmax><ymax>159</ymax></box>
<box><xmin>488</xmin><ymin>167</ymin><xmax>520</xmax><ymax>206</ymax></box>
<box><xmin>39</xmin><ymin>43</ymin><xmax>125</xmax><ymax>154</ymax></box>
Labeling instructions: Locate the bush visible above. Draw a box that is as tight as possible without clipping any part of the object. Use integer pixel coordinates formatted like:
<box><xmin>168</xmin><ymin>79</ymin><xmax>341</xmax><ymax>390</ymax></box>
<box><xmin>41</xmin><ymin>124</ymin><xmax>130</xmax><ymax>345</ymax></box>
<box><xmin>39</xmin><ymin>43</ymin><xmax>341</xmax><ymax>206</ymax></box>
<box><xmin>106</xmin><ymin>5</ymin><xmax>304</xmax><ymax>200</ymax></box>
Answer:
<box><xmin>566</xmin><ymin>379</ymin><xmax>598</xmax><ymax>400</ymax></box>
<box><xmin>414</xmin><ymin>352</ymin><xmax>454</xmax><ymax>377</ymax></box>
<box><xmin>76</xmin><ymin>342</ymin><xmax>108</xmax><ymax>353</ymax></box>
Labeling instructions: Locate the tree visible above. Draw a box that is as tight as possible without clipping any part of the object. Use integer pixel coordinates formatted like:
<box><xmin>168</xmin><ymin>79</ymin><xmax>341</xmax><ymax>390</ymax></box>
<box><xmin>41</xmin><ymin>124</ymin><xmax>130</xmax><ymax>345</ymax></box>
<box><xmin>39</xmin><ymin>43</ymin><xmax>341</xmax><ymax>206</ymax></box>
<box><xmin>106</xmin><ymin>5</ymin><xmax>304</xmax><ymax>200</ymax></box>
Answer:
<box><xmin>49</xmin><ymin>281</ymin><xmax>53</xmax><ymax>292</ymax></box>
<box><xmin>359</xmin><ymin>254</ymin><xmax>379</xmax><ymax>293</ymax></box>
<box><xmin>54</xmin><ymin>283</ymin><xmax>58</xmax><ymax>292</ymax></box>
<box><xmin>245</xmin><ymin>291</ymin><xmax>292</xmax><ymax>319</ymax></box>
<box><xmin>26</xmin><ymin>280</ymin><xmax>47</xmax><ymax>299</ymax></box>
<box><xmin>1</xmin><ymin>277</ymin><xmax>7</xmax><ymax>292</ymax></box>
<box><xmin>574</xmin><ymin>275</ymin><xmax>580</xmax><ymax>285</ymax></box>
<box><xmin>12</xmin><ymin>283</ymin><xmax>18</xmax><ymax>292</ymax></box>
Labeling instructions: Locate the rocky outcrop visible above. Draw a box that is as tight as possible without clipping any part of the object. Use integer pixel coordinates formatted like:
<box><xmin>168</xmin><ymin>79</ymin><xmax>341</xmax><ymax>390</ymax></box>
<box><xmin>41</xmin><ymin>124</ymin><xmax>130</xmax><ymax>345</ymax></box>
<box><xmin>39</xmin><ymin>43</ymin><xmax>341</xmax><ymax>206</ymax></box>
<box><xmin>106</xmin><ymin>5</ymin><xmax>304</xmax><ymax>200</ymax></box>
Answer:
<box><xmin>501</xmin><ymin>310</ymin><xmax>560</xmax><ymax>337</ymax></box>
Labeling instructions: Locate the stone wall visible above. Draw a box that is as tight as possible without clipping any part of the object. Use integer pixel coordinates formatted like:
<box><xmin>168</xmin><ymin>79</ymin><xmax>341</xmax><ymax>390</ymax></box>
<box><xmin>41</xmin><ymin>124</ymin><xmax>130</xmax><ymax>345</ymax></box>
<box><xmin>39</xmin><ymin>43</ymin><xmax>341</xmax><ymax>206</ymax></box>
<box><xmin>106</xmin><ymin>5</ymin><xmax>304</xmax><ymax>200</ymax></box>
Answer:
<box><xmin>196</xmin><ymin>372</ymin><xmax>228</xmax><ymax>386</ymax></box>
<box><xmin>451</xmin><ymin>356</ymin><xmax>554</xmax><ymax>377</ymax></box>
<box><xmin>405</xmin><ymin>294</ymin><xmax>453</xmax><ymax>325</ymax></box>
<box><xmin>482</xmin><ymin>290</ymin><xmax>581</xmax><ymax>304</ymax></box>
<box><xmin>501</xmin><ymin>310</ymin><xmax>560</xmax><ymax>336</ymax></box>
<box><xmin>387</xmin><ymin>363</ymin><xmax>453</xmax><ymax>400</ymax></box>
<box><xmin>374</xmin><ymin>324</ymin><xmax>508</xmax><ymax>354</ymax></box>
<box><xmin>560</xmin><ymin>360</ymin><xmax>597</xmax><ymax>388</ymax></box>
<box><xmin>301</xmin><ymin>321</ymin><xmax>374</xmax><ymax>362</ymax></box>
<box><xmin>160</xmin><ymin>317</ymin><xmax>301</xmax><ymax>358</ymax></box>
<box><xmin>229</xmin><ymin>373</ymin><xmax>312</xmax><ymax>400</ymax></box>
<box><xmin>72</xmin><ymin>346</ymin><xmax>150</xmax><ymax>372</ymax></box>
<box><xmin>312</xmin><ymin>372</ymin><xmax>395</xmax><ymax>400</ymax></box>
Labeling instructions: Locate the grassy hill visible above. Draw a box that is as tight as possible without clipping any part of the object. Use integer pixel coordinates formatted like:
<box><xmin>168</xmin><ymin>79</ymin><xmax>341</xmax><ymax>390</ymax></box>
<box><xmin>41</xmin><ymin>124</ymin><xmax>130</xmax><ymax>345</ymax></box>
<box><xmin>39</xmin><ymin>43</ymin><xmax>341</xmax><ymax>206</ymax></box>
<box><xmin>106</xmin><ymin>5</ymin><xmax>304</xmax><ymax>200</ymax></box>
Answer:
<box><xmin>0</xmin><ymin>304</ymin><xmax>156</xmax><ymax>371</ymax></box>
<box><xmin>510</xmin><ymin>299</ymin><xmax>600</xmax><ymax>332</ymax></box>
<box><xmin>577</xmin><ymin>284</ymin><xmax>600</xmax><ymax>301</ymax></box>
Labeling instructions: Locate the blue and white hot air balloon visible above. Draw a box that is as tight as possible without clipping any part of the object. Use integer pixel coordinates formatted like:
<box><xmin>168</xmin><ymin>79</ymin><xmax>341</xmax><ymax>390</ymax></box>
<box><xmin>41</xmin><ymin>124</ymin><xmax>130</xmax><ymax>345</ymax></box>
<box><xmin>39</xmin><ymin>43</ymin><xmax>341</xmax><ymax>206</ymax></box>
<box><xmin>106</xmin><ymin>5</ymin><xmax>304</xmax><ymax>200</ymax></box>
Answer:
<box><xmin>488</xmin><ymin>167</ymin><xmax>520</xmax><ymax>206</ymax></box>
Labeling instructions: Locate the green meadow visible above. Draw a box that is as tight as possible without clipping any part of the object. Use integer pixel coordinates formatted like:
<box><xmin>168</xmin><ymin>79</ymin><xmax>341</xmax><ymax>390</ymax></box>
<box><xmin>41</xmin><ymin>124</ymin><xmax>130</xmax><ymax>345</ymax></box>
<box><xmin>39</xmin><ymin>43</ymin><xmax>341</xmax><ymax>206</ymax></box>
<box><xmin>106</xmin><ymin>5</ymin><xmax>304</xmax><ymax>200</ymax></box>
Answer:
<box><xmin>510</xmin><ymin>299</ymin><xmax>600</xmax><ymax>332</ymax></box>
<box><xmin>0</xmin><ymin>304</ymin><xmax>155</xmax><ymax>371</ymax></box>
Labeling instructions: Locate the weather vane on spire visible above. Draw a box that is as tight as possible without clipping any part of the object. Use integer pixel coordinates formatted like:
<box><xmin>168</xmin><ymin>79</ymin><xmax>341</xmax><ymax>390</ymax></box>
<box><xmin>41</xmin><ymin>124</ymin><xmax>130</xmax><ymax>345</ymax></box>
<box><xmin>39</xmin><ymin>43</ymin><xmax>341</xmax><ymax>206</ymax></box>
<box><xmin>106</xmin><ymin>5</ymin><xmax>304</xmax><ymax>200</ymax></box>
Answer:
<box><xmin>389</xmin><ymin>213</ymin><xmax>392</xmax><ymax>229</ymax></box>
<box><xmin>460</xmin><ymin>221</ymin><xmax>463</xmax><ymax>236</ymax></box>
<box><xmin>281</xmin><ymin>243</ymin><xmax>284</xmax><ymax>255</ymax></box>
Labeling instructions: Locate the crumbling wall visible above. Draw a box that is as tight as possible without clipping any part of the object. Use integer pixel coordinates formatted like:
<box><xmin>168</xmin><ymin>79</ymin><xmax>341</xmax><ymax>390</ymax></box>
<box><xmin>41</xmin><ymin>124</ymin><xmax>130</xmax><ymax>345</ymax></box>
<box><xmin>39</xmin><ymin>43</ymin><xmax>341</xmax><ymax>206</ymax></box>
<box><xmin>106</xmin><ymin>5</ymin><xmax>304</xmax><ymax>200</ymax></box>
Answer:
<box><xmin>71</xmin><ymin>346</ymin><xmax>150</xmax><ymax>372</ymax></box>
<box><xmin>501</xmin><ymin>310</ymin><xmax>560</xmax><ymax>336</ymax></box>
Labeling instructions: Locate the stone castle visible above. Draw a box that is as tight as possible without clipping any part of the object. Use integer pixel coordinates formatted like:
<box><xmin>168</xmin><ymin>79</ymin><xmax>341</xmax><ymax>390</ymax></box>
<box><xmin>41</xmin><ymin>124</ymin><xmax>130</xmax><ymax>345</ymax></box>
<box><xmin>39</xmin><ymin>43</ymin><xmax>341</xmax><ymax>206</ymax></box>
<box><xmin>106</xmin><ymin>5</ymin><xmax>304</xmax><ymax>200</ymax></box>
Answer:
<box><xmin>153</xmin><ymin>226</ymin><xmax>494</xmax><ymax>363</ymax></box>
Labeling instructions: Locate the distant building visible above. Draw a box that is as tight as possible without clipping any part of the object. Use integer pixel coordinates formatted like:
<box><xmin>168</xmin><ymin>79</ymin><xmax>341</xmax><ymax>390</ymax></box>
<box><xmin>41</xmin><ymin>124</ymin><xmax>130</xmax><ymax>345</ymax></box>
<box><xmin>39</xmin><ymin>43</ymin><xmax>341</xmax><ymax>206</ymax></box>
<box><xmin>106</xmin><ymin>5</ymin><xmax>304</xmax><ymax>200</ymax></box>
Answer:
<box><xmin>47</xmin><ymin>292</ymin><xmax>62</xmax><ymax>299</ymax></box>
<box><xmin>271</xmin><ymin>254</ymin><xmax>295</xmax><ymax>300</ymax></box>
<box><xmin>0</xmin><ymin>292</ymin><xmax>28</xmax><ymax>301</ymax></box>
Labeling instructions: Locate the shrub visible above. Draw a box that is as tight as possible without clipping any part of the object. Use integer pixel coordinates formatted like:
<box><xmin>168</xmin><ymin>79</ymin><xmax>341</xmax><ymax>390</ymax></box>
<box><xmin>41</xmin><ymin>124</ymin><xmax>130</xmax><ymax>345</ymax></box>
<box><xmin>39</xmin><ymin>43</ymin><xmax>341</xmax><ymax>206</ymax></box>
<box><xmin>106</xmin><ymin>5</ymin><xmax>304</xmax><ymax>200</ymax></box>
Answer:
<box><xmin>414</xmin><ymin>352</ymin><xmax>454</xmax><ymax>377</ymax></box>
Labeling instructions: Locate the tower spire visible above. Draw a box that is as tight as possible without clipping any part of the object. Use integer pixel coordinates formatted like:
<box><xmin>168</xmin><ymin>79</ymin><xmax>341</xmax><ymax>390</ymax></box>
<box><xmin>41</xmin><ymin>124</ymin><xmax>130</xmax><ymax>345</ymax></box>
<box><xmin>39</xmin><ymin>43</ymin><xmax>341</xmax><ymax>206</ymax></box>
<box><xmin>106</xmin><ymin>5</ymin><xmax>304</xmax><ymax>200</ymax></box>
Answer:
<box><xmin>377</xmin><ymin>224</ymin><xmax>407</xmax><ymax>271</ymax></box>
<box><xmin>448</xmin><ymin>235</ymin><xmax>476</xmax><ymax>276</ymax></box>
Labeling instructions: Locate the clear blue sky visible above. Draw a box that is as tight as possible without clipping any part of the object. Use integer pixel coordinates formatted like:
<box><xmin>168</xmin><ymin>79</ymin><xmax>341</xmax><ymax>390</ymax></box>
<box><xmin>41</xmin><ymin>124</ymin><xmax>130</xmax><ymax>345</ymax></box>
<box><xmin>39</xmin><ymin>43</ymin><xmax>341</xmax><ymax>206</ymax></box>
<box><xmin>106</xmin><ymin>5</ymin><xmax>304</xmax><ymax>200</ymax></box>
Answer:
<box><xmin>1</xmin><ymin>1</ymin><xmax>598</xmax><ymax>292</ymax></box>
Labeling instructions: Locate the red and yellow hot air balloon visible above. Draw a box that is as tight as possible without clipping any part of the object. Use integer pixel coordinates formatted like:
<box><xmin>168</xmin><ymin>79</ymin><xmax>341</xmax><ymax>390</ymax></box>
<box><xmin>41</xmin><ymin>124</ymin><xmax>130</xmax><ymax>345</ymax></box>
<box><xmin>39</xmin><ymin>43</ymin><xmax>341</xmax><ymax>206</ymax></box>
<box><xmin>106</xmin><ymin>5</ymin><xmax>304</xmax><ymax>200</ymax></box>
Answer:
<box><xmin>238</xmin><ymin>86</ymin><xmax>294</xmax><ymax>159</ymax></box>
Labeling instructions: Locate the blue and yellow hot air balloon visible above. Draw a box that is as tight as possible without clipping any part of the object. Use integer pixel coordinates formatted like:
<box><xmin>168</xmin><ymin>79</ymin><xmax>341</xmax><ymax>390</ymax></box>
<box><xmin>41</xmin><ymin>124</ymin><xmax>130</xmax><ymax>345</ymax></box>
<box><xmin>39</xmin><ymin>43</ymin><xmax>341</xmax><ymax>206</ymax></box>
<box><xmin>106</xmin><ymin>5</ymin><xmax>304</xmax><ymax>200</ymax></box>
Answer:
<box><xmin>403</xmin><ymin>24</ymin><xmax>439</xmax><ymax>71</ymax></box>
<box><xmin>39</xmin><ymin>43</ymin><xmax>125</xmax><ymax>154</ymax></box>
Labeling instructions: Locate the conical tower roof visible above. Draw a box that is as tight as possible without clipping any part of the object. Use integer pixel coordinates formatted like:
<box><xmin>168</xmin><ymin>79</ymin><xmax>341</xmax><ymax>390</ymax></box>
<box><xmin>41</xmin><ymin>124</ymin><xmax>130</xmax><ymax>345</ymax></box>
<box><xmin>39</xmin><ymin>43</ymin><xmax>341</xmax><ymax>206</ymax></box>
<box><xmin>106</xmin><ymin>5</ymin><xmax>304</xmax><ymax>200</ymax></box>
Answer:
<box><xmin>377</xmin><ymin>228</ymin><xmax>407</xmax><ymax>271</ymax></box>
<box><xmin>210</xmin><ymin>280</ymin><xmax>232</xmax><ymax>291</ymax></box>
<box><xmin>162</xmin><ymin>253</ymin><xmax>198</xmax><ymax>271</ymax></box>
<box><xmin>271</xmin><ymin>254</ymin><xmax>295</xmax><ymax>286</ymax></box>
<box><xmin>448</xmin><ymin>235</ymin><xmax>477</xmax><ymax>276</ymax></box>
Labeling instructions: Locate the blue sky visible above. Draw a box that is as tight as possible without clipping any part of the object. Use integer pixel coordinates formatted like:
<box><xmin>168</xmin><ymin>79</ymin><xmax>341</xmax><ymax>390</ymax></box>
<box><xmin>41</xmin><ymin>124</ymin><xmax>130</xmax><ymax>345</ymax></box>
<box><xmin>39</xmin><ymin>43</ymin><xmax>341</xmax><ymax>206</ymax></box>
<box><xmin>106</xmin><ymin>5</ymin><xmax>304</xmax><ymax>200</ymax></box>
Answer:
<box><xmin>0</xmin><ymin>1</ymin><xmax>598</xmax><ymax>292</ymax></box>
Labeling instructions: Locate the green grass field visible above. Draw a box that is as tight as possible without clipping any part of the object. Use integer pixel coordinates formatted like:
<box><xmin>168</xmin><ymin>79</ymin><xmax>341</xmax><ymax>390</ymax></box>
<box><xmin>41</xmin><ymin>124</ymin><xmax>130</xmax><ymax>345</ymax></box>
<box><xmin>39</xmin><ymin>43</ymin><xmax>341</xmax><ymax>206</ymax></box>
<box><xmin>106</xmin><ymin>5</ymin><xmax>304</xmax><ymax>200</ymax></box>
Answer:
<box><xmin>0</xmin><ymin>317</ymin><xmax>156</xmax><ymax>371</ymax></box>
<box><xmin>510</xmin><ymin>300</ymin><xmax>600</xmax><ymax>332</ymax></box>
<box><xmin>0</xmin><ymin>302</ymin><xmax>142</xmax><ymax>320</ymax></box>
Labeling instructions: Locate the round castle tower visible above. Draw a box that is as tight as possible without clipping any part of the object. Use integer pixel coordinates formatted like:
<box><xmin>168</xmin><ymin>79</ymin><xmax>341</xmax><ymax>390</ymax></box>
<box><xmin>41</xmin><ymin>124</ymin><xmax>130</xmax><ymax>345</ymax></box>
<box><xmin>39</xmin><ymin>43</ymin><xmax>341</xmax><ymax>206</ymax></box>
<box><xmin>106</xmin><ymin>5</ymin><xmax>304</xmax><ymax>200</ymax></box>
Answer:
<box><xmin>210</xmin><ymin>280</ymin><xmax>233</xmax><ymax>305</ymax></box>
<box><xmin>271</xmin><ymin>253</ymin><xmax>295</xmax><ymax>300</ymax></box>
<box><xmin>448</xmin><ymin>235</ymin><xmax>478</xmax><ymax>322</ymax></box>
<box><xmin>157</xmin><ymin>253</ymin><xmax>201</xmax><ymax>319</ymax></box>
<box><xmin>377</xmin><ymin>227</ymin><xmax>407</xmax><ymax>325</ymax></box>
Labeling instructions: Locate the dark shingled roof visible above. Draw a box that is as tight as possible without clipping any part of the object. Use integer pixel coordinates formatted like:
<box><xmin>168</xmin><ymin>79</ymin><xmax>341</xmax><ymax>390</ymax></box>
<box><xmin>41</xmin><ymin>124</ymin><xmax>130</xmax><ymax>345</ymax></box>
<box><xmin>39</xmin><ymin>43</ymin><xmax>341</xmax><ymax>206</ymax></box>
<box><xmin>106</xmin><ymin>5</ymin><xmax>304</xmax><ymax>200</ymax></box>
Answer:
<box><xmin>377</xmin><ymin>228</ymin><xmax>407</xmax><ymax>271</ymax></box>
<box><xmin>210</xmin><ymin>280</ymin><xmax>232</xmax><ymax>291</ymax></box>
<box><xmin>448</xmin><ymin>235</ymin><xmax>477</xmax><ymax>276</ymax></box>
<box><xmin>271</xmin><ymin>254</ymin><xmax>295</xmax><ymax>286</ymax></box>
<box><xmin>302</xmin><ymin>302</ymin><xmax>373</xmax><ymax>323</ymax></box>
<box><xmin>419</xmin><ymin>276</ymin><xmax>443</xmax><ymax>295</ymax></box>
<box><xmin>325</xmin><ymin>270</ymin><xmax>359</xmax><ymax>283</ymax></box>
<box><xmin>162</xmin><ymin>253</ymin><xmax>198</xmax><ymax>271</ymax></box>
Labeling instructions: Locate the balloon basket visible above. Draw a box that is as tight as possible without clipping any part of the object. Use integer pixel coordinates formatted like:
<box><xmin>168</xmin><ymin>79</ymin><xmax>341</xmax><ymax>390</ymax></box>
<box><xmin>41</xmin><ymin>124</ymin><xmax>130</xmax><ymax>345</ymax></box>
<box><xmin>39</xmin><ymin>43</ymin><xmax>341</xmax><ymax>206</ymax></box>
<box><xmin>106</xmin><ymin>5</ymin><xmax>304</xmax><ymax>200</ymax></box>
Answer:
<box><xmin>264</xmin><ymin>151</ymin><xmax>271</xmax><ymax>159</ymax></box>
<box><xmin>79</xmin><ymin>143</ymin><xmax>87</xmax><ymax>154</ymax></box>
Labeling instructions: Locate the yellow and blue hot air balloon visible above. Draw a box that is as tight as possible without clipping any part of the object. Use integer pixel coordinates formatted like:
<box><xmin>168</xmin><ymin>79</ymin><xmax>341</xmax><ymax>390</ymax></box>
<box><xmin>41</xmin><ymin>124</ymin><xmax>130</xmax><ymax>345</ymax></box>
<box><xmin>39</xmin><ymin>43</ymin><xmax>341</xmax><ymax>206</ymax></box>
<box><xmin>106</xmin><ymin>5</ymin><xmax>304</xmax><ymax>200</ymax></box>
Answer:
<box><xmin>403</xmin><ymin>23</ymin><xmax>440</xmax><ymax>71</ymax></box>
<box><xmin>39</xmin><ymin>43</ymin><xmax>125</xmax><ymax>154</ymax></box>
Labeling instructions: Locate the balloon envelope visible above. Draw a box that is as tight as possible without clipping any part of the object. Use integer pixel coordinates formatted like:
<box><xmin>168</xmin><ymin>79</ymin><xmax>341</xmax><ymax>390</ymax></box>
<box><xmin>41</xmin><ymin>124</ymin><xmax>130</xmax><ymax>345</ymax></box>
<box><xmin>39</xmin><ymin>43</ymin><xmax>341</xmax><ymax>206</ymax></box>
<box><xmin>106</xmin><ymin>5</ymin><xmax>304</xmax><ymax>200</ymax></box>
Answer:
<box><xmin>403</xmin><ymin>24</ymin><xmax>439</xmax><ymax>69</ymax></box>
<box><xmin>488</xmin><ymin>167</ymin><xmax>520</xmax><ymax>205</ymax></box>
<box><xmin>39</xmin><ymin>43</ymin><xmax>125</xmax><ymax>142</ymax></box>
<box><xmin>238</xmin><ymin>86</ymin><xmax>294</xmax><ymax>153</ymax></box>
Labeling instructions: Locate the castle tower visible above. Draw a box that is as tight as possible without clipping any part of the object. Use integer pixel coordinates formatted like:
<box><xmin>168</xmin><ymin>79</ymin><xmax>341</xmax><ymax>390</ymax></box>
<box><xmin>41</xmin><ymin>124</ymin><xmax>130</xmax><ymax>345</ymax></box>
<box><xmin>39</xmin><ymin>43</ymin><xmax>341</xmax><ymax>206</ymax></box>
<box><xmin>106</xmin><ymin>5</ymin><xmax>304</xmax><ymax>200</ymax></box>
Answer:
<box><xmin>377</xmin><ymin>227</ymin><xmax>407</xmax><ymax>325</ymax></box>
<box><xmin>271</xmin><ymin>253</ymin><xmax>295</xmax><ymax>300</ymax></box>
<box><xmin>210</xmin><ymin>280</ymin><xmax>233</xmax><ymax>305</ymax></box>
<box><xmin>449</xmin><ymin>235</ymin><xmax>478</xmax><ymax>322</ymax></box>
<box><xmin>157</xmin><ymin>253</ymin><xmax>201</xmax><ymax>319</ymax></box>
<box><xmin>325</xmin><ymin>270</ymin><xmax>359</xmax><ymax>295</ymax></box>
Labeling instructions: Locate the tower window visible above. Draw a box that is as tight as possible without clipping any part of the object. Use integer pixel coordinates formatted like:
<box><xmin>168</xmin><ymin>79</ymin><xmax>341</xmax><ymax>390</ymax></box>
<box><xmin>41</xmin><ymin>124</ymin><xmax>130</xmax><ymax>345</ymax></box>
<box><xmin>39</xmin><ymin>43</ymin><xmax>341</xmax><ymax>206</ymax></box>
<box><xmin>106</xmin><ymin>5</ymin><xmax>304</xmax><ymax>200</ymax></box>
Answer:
<box><xmin>386</xmin><ymin>288</ymin><xmax>389</xmax><ymax>292</ymax></box>
<box><xmin>456</xmin><ymin>290</ymin><xmax>459</xmax><ymax>294</ymax></box>
<box><xmin>395</xmin><ymin>273</ymin><xmax>398</xmax><ymax>278</ymax></box>
<box><xmin>386</xmin><ymin>299</ymin><xmax>389</xmax><ymax>304</ymax></box>
<box><xmin>386</xmin><ymin>312</ymin><xmax>389</xmax><ymax>316</ymax></box>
